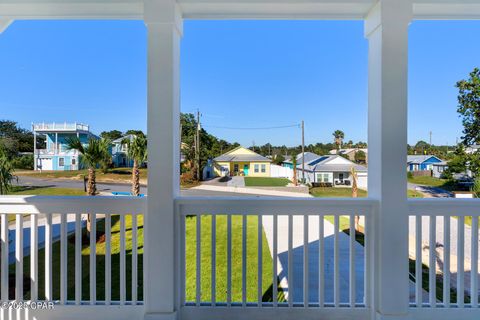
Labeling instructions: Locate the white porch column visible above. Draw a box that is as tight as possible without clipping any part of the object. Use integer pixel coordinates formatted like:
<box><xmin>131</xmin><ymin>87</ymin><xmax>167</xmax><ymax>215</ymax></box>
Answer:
<box><xmin>144</xmin><ymin>0</ymin><xmax>182</xmax><ymax>319</ymax></box>
<box><xmin>365</xmin><ymin>0</ymin><xmax>412</xmax><ymax>319</ymax></box>
<box><xmin>33</xmin><ymin>130</ymin><xmax>37</xmax><ymax>171</ymax></box>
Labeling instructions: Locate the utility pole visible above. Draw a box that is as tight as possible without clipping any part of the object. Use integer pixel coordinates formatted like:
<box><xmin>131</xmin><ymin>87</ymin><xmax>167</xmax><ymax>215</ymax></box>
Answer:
<box><xmin>301</xmin><ymin>120</ymin><xmax>305</xmax><ymax>184</ymax></box>
<box><xmin>429</xmin><ymin>131</ymin><xmax>432</xmax><ymax>146</ymax></box>
<box><xmin>196</xmin><ymin>109</ymin><xmax>201</xmax><ymax>181</ymax></box>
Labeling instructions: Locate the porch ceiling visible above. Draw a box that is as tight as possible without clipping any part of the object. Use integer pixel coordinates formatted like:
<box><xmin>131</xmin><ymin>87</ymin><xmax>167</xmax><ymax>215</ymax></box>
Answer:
<box><xmin>1</xmin><ymin>0</ymin><xmax>480</xmax><ymax>21</ymax></box>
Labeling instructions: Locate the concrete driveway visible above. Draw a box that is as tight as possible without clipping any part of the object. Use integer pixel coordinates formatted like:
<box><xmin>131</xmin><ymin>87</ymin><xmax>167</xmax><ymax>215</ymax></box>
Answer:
<box><xmin>408</xmin><ymin>182</ymin><xmax>453</xmax><ymax>198</ymax></box>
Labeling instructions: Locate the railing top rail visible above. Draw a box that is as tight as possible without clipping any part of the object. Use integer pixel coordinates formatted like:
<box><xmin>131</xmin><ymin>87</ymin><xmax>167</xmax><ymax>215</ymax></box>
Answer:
<box><xmin>0</xmin><ymin>195</ymin><xmax>146</xmax><ymax>214</ymax></box>
<box><xmin>408</xmin><ymin>198</ymin><xmax>480</xmax><ymax>216</ymax></box>
<box><xmin>175</xmin><ymin>196</ymin><xmax>378</xmax><ymax>215</ymax></box>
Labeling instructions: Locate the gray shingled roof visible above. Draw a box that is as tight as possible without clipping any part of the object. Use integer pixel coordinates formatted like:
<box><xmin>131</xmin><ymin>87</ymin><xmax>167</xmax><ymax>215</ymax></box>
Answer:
<box><xmin>283</xmin><ymin>152</ymin><xmax>320</xmax><ymax>164</ymax></box>
<box><xmin>214</xmin><ymin>153</ymin><xmax>271</xmax><ymax>162</ymax></box>
<box><xmin>297</xmin><ymin>155</ymin><xmax>367</xmax><ymax>172</ymax></box>
<box><xmin>407</xmin><ymin>155</ymin><xmax>442</xmax><ymax>164</ymax></box>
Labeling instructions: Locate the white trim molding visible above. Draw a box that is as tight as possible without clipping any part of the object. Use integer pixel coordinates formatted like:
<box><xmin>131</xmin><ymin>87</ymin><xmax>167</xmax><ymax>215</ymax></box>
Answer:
<box><xmin>0</xmin><ymin>19</ymin><xmax>12</xmax><ymax>34</ymax></box>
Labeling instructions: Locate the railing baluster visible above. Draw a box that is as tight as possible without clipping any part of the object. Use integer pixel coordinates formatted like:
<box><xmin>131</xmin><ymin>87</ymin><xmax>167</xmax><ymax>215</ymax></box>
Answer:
<box><xmin>429</xmin><ymin>216</ymin><xmax>436</xmax><ymax>307</ymax></box>
<box><xmin>415</xmin><ymin>215</ymin><xmax>422</xmax><ymax>307</ymax></box>
<box><xmin>227</xmin><ymin>215</ymin><xmax>232</xmax><ymax>306</ymax></box>
<box><xmin>349</xmin><ymin>214</ymin><xmax>356</xmax><ymax>308</ymax></box>
<box><xmin>211</xmin><ymin>215</ymin><xmax>216</xmax><ymax>306</ymax></box>
<box><xmin>0</xmin><ymin>214</ymin><xmax>7</xmax><ymax>301</ymax></box>
<box><xmin>288</xmin><ymin>214</ymin><xmax>293</xmax><ymax>307</ymax></box>
<box><xmin>45</xmin><ymin>214</ymin><xmax>52</xmax><ymax>301</ymax></box>
<box><xmin>120</xmin><ymin>214</ymin><xmax>126</xmax><ymax>305</ymax></box>
<box><xmin>364</xmin><ymin>214</ymin><xmax>371</xmax><ymax>308</ymax></box>
<box><xmin>90</xmin><ymin>214</ymin><xmax>96</xmax><ymax>305</ymax></box>
<box><xmin>196</xmin><ymin>214</ymin><xmax>201</xmax><ymax>306</ymax></box>
<box><xmin>443</xmin><ymin>215</ymin><xmax>450</xmax><ymax>307</ymax></box>
<box><xmin>242</xmin><ymin>215</ymin><xmax>247</xmax><ymax>307</ymax></box>
<box><xmin>472</xmin><ymin>216</ymin><xmax>478</xmax><ymax>308</ymax></box>
<box><xmin>132</xmin><ymin>214</ymin><xmax>138</xmax><ymax>305</ymax></box>
<box><xmin>75</xmin><ymin>213</ymin><xmax>82</xmax><ymax>305</ymax></box>
<box><xmin>30</xmin><ymin>215</ymin><xmax>38</xmax><ymax>301</ymax></box>
<box><xmin>105</xmin><ymin>214</ymin><xmax>111</xmax><ymax>305</ymax></box>
<box><xmin>15</xmin><ymin>214</ymin><xmax>23</xmax><ymax>301</ymax></box>
<box><xmin>319</xmin><ymin>214</ymin><xmax>324</xmax><ymax>307</ymax></box>
<box><xmin>303</xmin><ymin>214</ymin><xmax>308</xmax><ymax>307</ymax></box>
<box><xmin>273</xmin><ymin>214</ymin><xmax>278</xmax><ymax>307</ymax></box>
<box><xmin>60</xmin><ymin>214</ymin><xmax>67</xmax><ymax>304</ymax></box>
<box><xmin>457</xmin><ymin>216</ymin><xmax>465</xmax><ymax>307</ymax></box>
<box><xmin>258</xmin><ymin>214</ymin><xmax>262</xmax><ymax>307</ymax></box>
<box><xmin>334</xmin><ymin>215</ymin><xmax>339</xmax><ymax>308</ymax></box>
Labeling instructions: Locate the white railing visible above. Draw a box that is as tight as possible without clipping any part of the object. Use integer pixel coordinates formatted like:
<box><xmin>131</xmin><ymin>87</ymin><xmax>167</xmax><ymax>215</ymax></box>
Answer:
<box><xmin>175</xmin><ymin>197</ymin><xmax>377</xmax><ymax>320</ymax></box>
<box><xmin>0</xmin><ymin>196</ymin><xmax>145</xmax><ymax>320</ymax></box>
<box><xmin>33</xmin><ymin>123</ymin><xmax>89</xmax><ymax>132</ymax></box>
<box><xmin>408</xmin><ymin>199</ymin><xmax>480</xmax><ymax>320</ymax></box>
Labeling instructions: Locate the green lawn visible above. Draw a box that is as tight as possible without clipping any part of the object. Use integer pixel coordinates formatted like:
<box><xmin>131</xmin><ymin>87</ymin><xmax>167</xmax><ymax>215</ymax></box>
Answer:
<box><xmin>185</xmin><ymin>215</ymin><xmax>283</xmax><ymax>303</ymax></box>
<box><xmin>244</xmin><ymin>177</ymin><xmax>290</xmax><ymax>187</ymax></box>
<box><xmin>407</xmin><ymin>176</ymin><xmax>455</xmax><ymax>190</ymax></box>
<box><xmin>10</xmin><ymin>213</ymin><xmax>282</xmax><ymax>303</ymax></box>
<box><xmin>310</xmin><ymin>187</ymin><xmax>368</xmax><ymax>198</ymax></box>
<box><xmin>310</xmin><ymin>187</ymin><xmax>424</xmax><ymax>198</ymax></box>
<box><xmin>8</xmin><ymin>186</ymin><xmax>86</xmax><ymax>196</ymax></box>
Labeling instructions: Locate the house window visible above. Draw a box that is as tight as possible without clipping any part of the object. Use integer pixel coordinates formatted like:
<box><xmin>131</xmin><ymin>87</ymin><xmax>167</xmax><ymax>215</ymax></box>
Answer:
<box><xmin>234</xmin><ymin>164</ymin><xmax>239</xmax><ymax>172</ymax></box>
<box><xmin>254</xmin><ymin>164</ymin><xmax>259</xmax><ymax>173</ymax></box>
<box><xmin>261</xmin><ymin>164</ymin><xmax>266</xmax><ymax>173</ymax></box>
<box><xmin>59</xmin><ymin>158</ymin><xmax>65</xmax><ymax>167</ymax></box>
<box><xmin>316</xmin><ymin>173</ymin><xmax>332</xmax><ymax>183</ymax></box>
<box><xmin>72</xmin><ymin>158</ymin><xmax>76</xmax><ymax>165</ymax></box>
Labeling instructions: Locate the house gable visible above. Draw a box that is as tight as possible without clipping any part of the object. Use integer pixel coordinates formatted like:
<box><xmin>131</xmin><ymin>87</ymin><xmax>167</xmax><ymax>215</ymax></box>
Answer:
<box><xmin>224</xmin><ymin>146</ymin><xmax>258</xmax><ymax>156</ymax></box>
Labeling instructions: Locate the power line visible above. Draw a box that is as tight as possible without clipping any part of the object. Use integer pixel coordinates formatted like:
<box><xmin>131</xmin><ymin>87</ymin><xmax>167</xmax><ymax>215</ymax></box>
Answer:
<box><xmin>202</xmin><ymin>124</ymin><xmax>300</xmax><ymax>130</ymax></box>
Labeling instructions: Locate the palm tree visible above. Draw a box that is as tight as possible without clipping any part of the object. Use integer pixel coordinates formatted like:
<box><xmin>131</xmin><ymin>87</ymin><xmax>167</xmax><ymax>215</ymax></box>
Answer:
<box><xmin>333</xmin><ymin>130</ymin><xmax>345</xmax><ymax>151</ymax></box>
<box><xmin>123</xmin><ymin>135</ymin><xmax>147</xmax><ymax>196</ymax></box>
<box><xmin>66</xmin><ymin>137</ymin><xmax>111</xmax><ymax>233</ymax></box>
<box><xmin>0</xmin><ymin>145</ymin><xmax>16</xmax><ymax>195</ymax></box>
<box><xmin>351</xmin><ymin>166</ymin><xmax>360</xmax><ymax>230</ymax></box>
<box><xmin>292</xmin><ymin>153</ymin><xmax>298</xmax><ymax>186</ymax></box>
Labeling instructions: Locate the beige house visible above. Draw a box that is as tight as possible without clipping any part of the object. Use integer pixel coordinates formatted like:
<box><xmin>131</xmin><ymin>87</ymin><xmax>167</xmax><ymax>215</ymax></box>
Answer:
<box><xmin>213</xmin><ymin>146</ymin><xmax>271</xmax><ymax>177</ymax></box>
<box><xmin>329</xmin><ymin>148</ymin><xmax>368</xmax><ymax>164</ymax></box>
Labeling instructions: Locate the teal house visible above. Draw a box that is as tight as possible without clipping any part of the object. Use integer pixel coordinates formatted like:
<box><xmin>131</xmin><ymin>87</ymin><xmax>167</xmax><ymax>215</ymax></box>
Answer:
<box><xmin>33</xmin><ymin>122</ymin><xmax>96</xmax><ymax>171</ymax></box>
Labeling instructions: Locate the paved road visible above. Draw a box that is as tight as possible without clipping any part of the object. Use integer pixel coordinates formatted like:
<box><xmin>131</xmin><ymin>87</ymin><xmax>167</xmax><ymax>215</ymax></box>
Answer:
<box><xmin>407</xmin><ymin>182</ymin><xmax>453</xmax><ymax>198</ymax></box>
<box><xmin>14</xmin><ymin>176</ymin><xmax>283</xmax><ymax>197</ymax></box>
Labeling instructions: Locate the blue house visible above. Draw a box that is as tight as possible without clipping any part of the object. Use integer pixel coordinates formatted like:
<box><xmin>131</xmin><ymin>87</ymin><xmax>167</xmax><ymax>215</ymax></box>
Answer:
<box><xmin>111</xmin><ymin>134</ymin><xmax>135</xmax><ymax>168</ymax></box>
<box><xmin>407</xmin><ymin>155</ymin><xmax>444</xmax><ymax>172</ymax></box>
<box><xmin>33</xmin><ymin>122</ymin><xmax>96</xmax><ymax>171</ymax></box>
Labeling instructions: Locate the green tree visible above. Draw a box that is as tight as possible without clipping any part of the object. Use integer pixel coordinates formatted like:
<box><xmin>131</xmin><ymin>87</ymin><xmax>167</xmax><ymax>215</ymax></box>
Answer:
<box><xmin>0</xmin><ymin>145</ymin><xmax>16</xmax><ymax>195</ymax></box>
<box><xmin>274</xmin><ymin>154</ymin><xmax>285</xmax><ymax>165</ymax></box>
<box><xmin>456</xmin><ymin>68</ymin><xmax>480</xmax><ymax>146</ymax></box>
<box><xmin>333</xmin><ymin>130</ymin><xmax>345</xmax><ymax>150</ymax></box>
<box><xmin>444</xmin><ymin>144</ymin><xmax>468</xmax><ymax>180</ymax></box>
<box><xmin>100</xmin><ymin>130</ymin><xmax>123</xmax><ymax>141</ymax></box>
<box><xmin>124</xmin><ymin>135</ymin><xmax>147</xmax><ymax>196</ymax></box>
<box><xmin>354</xmin><ymin>150</ymin><xmax>366</xmax><ymax>164</ymax></box>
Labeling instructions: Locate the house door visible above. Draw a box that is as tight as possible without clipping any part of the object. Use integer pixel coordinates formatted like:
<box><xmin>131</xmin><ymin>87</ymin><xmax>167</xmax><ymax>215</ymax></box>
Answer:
<box><xmin>243</xmin><ymin>164</ymin><xmax>249</xmax><ymax>176</ymax></box>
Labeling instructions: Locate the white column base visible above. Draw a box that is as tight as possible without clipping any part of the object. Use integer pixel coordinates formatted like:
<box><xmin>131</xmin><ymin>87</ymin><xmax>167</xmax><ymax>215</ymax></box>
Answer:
<box><xmin>144</xmin><ymin>312</ymin><xmax>177</xmax><ymax>320</ymax></box>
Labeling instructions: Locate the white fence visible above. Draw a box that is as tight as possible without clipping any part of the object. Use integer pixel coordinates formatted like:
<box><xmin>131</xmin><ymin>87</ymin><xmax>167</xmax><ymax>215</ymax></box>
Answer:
<box><xmin>270</xmin><ymin>165</ymin><xmax>293</xmax><ymax>179</ymax></box>
<box><xmin>1</xmin><ymin>196</ymin><xmax>480</xmax><ymax>320</ymax></box>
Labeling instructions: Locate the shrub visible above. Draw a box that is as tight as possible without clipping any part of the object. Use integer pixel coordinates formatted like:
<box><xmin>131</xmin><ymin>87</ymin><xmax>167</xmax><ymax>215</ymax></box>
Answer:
<box><xmin>407</xmin><ymin>171</ymin><xmax>413</xmax><ymax>179</ymax></box>
<box><xmin>11</xmin><ymin>154</ymin><xmax>33</xmax><ymax>170</ymax></box>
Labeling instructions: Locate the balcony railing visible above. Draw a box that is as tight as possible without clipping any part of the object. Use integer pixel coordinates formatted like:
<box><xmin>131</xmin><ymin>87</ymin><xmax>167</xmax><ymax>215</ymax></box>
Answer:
<box><xmin>1</xmin><ymin>196</ymin><xmax>479</xmax><ymax>319</ymax></box>
<box><xmin>33</xmin><ymin>123</ymin><xmax>89</xmax><ymax>132</ymax></box>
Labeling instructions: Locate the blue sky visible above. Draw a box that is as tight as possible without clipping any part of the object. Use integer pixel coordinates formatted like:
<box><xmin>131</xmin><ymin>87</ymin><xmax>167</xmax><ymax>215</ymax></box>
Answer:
<box><xmin>0</xmin><ymin>20</ymin><xmax>478</xmax><ymax>147</ymax></box>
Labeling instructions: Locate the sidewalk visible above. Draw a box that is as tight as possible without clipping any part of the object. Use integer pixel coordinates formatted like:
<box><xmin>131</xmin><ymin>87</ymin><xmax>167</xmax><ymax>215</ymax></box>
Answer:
<box><xmin>191</xmin><ymin>184</ymin><xmax>313</xmax><ymax>198</ymax></box>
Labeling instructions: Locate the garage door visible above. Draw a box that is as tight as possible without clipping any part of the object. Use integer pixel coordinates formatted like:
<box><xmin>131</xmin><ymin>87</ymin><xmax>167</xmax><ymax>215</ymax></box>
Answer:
<box><xmin>38</xmin><ymin>158</ymin><xmax>52</xmax><ymax>170</ymax></box>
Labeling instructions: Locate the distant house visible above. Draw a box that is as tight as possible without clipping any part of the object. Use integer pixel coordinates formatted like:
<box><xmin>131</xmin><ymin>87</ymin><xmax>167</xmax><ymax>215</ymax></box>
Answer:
<box><xmin>33</xmin><ymin>122</ymin><xmax>95</xmax><ymax>171</ymax></box>
<box><xmin>282</xmin><ymin>152</ymin><xmax>321</xmax><ymax>169</ymax></box>
<box><xmin>213</xmin><ymin>146</ymin><xmax>271</xmax><ymax>177</ymax></box>
<box><xmin>432</xmin><ymin>161</ymin><xmax>448</xmax><ymax>178</ymax></box>
<box><xmin>329</xmin><ymin>148</ymin><xmax>368</xmax><ymax>163</ymax></box>
<box><xmin>407</xmin><ymin>155</ymin><xmax>443</xmax><ymax>171</ymax></box>
<box><xmin>111</xmin><ymin>134</ymin><xmax>135</xmax><ymax>168</ymax></box>
<box><xmin>466</xmin><ymin>145</ymin><xmax>480</xmax><ymax>154</ymax></box>
<box><xmin>296</xmin><ymin>155</ymin><xmax>368</xmax><ymax>189</ymax></box>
